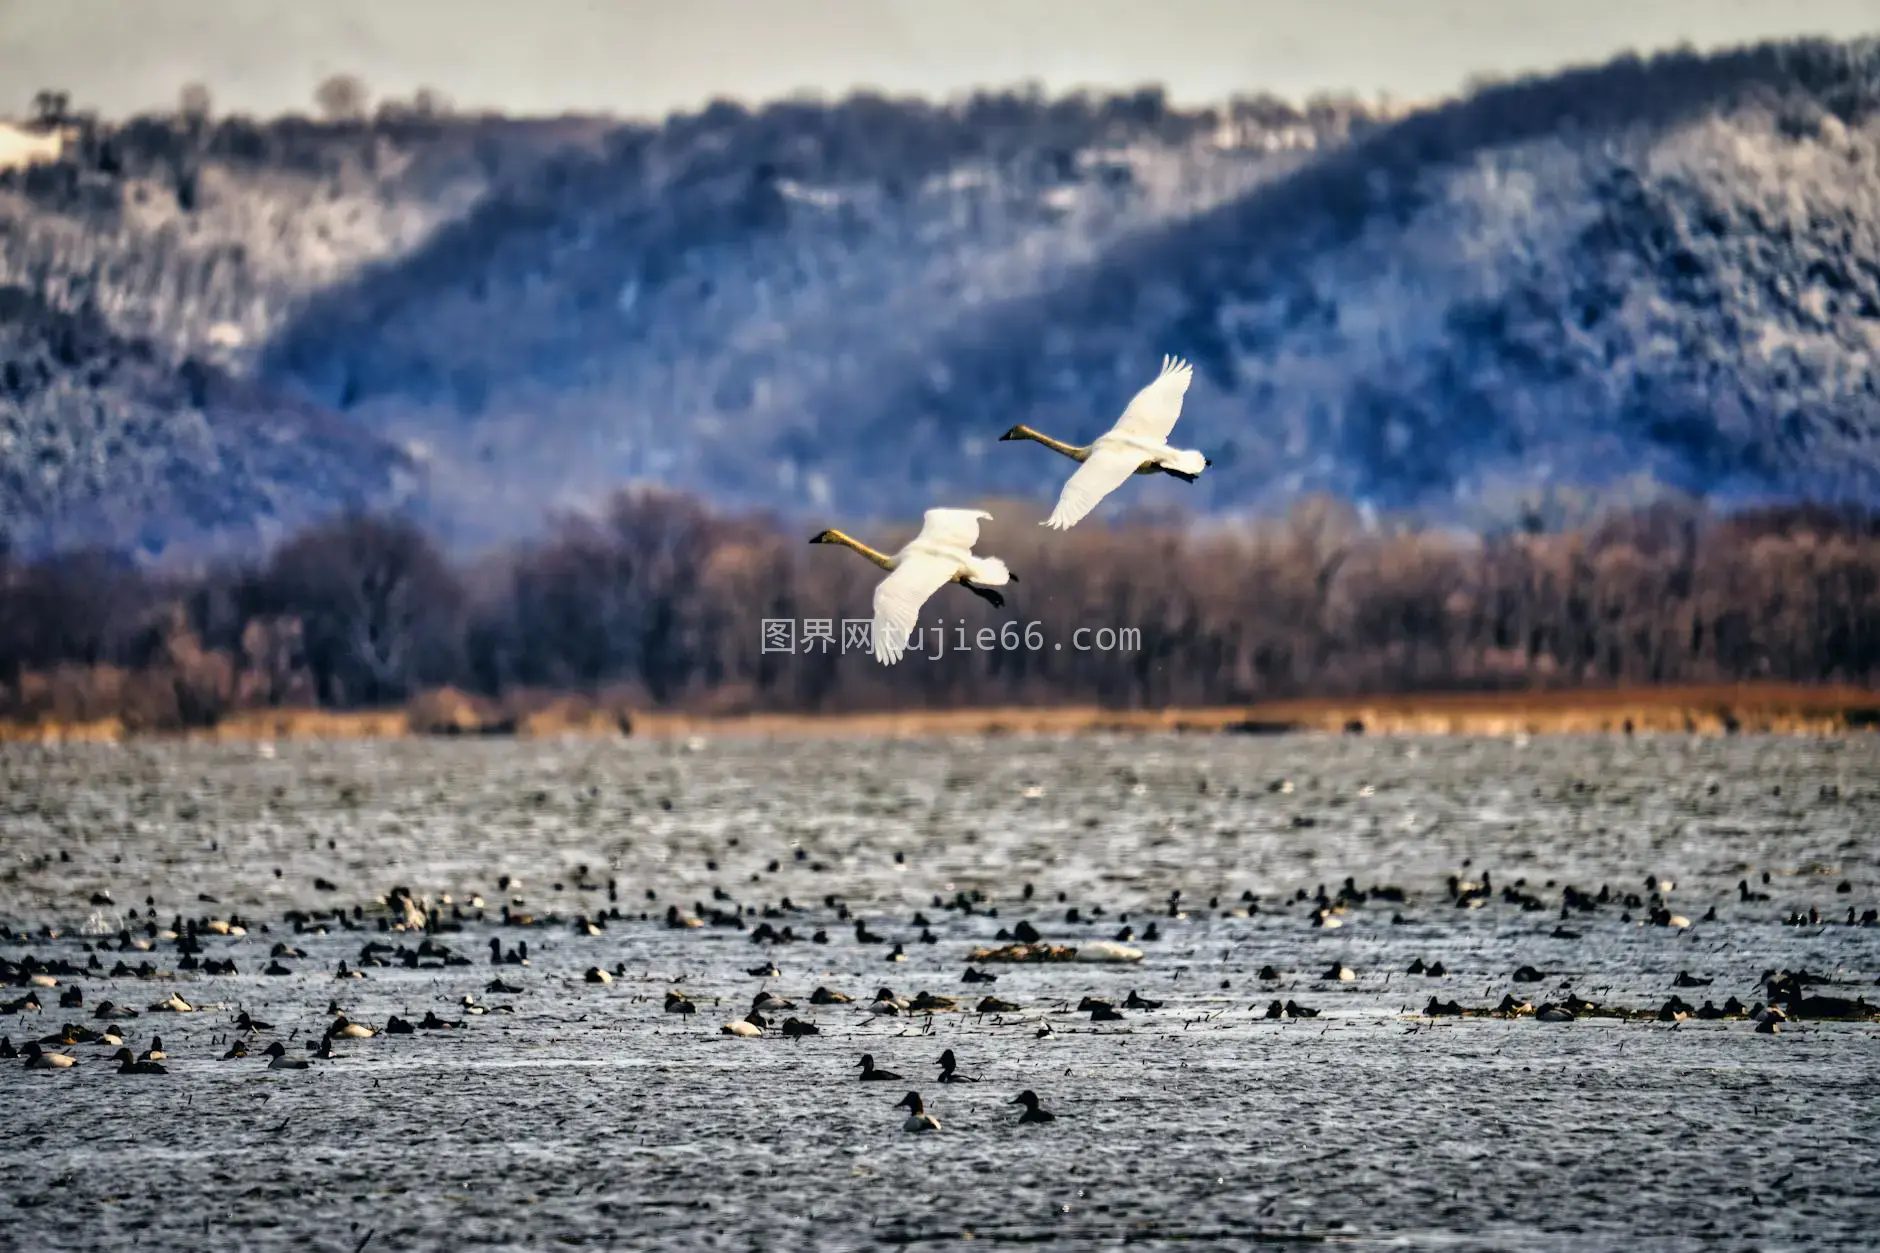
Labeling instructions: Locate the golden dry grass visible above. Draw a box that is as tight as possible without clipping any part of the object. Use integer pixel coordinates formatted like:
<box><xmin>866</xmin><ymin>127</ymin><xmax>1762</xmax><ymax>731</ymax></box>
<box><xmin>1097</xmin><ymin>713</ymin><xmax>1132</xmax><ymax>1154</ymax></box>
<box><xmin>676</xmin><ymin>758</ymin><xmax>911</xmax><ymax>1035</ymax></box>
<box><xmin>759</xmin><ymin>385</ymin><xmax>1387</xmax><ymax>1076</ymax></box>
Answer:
<box><xmin>1</xmin><ymin>682</ymin><xmax>1873</xmax><ymax>743</ymax></box>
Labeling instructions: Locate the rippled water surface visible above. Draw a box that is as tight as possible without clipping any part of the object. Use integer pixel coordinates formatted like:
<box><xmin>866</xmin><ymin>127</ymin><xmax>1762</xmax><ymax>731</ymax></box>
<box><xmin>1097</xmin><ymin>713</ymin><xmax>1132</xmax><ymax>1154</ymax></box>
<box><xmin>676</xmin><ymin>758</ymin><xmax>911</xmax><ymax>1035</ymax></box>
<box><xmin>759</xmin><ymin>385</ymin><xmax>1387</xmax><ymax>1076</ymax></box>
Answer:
<box><xmin>2</xmin><ymin>733</ymin><xmax>1878</xmax><ymax>1251</ymax></box>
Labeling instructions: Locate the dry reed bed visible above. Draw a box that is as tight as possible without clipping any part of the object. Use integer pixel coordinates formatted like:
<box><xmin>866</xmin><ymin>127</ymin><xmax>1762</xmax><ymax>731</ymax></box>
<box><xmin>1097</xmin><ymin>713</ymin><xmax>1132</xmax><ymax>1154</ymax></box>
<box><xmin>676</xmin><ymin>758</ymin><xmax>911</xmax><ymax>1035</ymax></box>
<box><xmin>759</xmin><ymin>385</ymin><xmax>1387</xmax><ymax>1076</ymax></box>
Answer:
<box><xmin>0</xmin><ymin>682</ymin><xmax>1874</xmax><ymax>743</ymax></box>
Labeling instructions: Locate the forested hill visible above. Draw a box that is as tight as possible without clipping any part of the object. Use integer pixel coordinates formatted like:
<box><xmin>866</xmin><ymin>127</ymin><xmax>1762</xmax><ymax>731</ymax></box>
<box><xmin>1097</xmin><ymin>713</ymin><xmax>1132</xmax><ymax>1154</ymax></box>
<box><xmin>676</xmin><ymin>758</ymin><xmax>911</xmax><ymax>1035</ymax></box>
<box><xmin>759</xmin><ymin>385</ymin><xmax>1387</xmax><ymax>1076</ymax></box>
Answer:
<box><xmin>3</xmin><ymin>37</ymin><xmax>1879</xmax><ymax>555</ymax></box>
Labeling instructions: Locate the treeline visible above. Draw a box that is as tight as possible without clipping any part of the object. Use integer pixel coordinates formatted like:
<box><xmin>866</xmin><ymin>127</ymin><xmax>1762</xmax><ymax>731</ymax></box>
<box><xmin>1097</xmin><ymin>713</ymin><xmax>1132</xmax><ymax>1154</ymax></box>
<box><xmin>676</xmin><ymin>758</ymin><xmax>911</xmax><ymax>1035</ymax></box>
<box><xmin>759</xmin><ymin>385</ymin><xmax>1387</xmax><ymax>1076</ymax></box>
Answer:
<box><xmin>2</xmin><ymin>489</ymin><xmax>1877</xmax><ymax>728</ymax></box>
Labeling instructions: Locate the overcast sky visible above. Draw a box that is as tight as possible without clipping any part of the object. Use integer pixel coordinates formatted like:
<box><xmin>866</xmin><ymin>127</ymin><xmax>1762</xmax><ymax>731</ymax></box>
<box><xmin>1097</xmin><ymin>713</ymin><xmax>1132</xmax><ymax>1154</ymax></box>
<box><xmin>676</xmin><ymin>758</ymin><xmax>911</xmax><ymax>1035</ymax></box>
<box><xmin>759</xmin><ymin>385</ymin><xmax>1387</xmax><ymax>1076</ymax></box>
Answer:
<box><xmin>2</xmin><ymin>0</ymin><xmax>1876</xmax><ymax>121</ymax></box>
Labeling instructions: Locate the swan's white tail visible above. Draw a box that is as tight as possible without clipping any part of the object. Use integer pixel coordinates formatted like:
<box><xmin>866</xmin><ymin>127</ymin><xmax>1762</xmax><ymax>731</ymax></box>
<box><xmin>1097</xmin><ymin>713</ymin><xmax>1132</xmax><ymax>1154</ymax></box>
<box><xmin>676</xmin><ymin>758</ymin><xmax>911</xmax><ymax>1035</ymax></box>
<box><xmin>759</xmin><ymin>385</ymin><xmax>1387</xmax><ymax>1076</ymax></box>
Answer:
<box><xmin>1163</xmin><ymin>448</ymin><xmax>1207</xmax><ymax>476</ymax></box>
<box><xmin>966</xmin><ymin>555</ymin><xmax>1012</xmax><ymax>586</ymax></box>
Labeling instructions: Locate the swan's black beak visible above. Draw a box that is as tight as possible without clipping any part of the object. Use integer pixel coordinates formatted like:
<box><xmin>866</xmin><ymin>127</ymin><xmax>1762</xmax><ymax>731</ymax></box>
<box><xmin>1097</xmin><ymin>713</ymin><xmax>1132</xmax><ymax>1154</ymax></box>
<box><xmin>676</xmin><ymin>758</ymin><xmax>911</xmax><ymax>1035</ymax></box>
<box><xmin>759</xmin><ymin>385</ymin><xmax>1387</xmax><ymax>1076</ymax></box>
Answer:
<box><xmin>1008</xmin><ymin>572</ymin><xmax>1020</xmax><ymax>583</ymax></box>
<box><xmin>1203</xmin><ymin>456</ymin><xmax>1213</xmax><ymax>467</ymax></box>
<box><xmin>807</xmin><ymin>530</ymin><xmax>833</xmax><ymax>545</ymax></box>
<box><xmin>999</xmin><ymin>426</ymin><xmax>1025</xmax><ymax>441</ymax></box>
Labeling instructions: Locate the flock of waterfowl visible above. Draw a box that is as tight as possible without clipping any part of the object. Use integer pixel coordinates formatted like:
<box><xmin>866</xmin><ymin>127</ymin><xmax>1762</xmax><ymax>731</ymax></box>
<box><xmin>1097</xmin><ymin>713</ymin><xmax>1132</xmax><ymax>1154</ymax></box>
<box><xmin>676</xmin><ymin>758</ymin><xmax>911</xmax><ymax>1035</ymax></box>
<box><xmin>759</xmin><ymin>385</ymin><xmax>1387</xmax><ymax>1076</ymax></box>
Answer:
<box><xmin>810</xmin><ymin>354</ymin><xmax>1211</xmax><ymax>663</ymax></box>
<box><xmin>5</xmin><ymin>853</ymin><xmax>1875</xmax><ymax>1136</ymax></box>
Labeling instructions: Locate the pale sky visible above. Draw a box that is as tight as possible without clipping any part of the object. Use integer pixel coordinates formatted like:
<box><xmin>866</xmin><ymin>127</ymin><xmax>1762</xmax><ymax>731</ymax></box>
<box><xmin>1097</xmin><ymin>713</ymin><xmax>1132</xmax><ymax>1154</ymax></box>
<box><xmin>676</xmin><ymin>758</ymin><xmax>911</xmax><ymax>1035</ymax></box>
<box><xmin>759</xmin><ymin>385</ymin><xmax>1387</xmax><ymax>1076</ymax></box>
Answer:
<box><xmin>1</xmin><ymin>0</ymin><xmax>1876</xmax><ymax>120</ymax></box>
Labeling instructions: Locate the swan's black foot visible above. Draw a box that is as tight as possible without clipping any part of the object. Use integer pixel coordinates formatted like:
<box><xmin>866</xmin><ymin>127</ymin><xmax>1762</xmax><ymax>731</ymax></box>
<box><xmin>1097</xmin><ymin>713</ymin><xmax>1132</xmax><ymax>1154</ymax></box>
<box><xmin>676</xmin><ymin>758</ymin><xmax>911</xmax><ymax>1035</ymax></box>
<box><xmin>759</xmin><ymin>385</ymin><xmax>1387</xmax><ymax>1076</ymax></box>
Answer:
<box><xmin>961</xmin><ymin>583</ymin><xmax>1006</xmax><ymax>610</ymax></box>
<box><xmin>1164</xmin><ymin>468</ymin><xmax>1200</xmax><ymax>484</ymax></box>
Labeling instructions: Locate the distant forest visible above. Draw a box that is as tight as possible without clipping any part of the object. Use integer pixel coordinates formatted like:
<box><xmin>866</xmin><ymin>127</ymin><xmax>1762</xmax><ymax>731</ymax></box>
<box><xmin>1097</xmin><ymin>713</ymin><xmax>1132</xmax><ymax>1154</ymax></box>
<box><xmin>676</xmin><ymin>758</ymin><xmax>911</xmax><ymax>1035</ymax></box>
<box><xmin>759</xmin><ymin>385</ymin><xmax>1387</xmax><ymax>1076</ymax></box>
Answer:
<box><xmin>2</xmin><ymin>491</ymin><xmax>1876</xmax><ymax>728</ymax></box>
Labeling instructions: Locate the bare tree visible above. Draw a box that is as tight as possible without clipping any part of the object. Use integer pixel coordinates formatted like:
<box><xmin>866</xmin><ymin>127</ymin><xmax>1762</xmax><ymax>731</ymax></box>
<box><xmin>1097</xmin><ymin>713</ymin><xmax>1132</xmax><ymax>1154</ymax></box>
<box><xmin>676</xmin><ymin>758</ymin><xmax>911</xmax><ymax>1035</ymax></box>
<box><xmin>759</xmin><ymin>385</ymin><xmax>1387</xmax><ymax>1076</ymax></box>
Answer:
<box><xmin>256</xmin><ymin>514</ymin><xmax>463</xmax><ymax>705</ymax></box>
<box><xmin>178</xmin><ymin>82</ymin><xmax>213</xmax><ymax>124</ymax></box>
<box><xmin>410</xmin><ymin>86</ymin><xmax>451</xmax><ymax>118</ymax></box>
<box><xmin>29</xmin><ymin>89</ymin><xmax>70</xmax><ymax>128</ymax></box>
<box><xmin>313</xmin><ymin>74</ymin><xmax>370</xmax><ymax>122</ymax></box>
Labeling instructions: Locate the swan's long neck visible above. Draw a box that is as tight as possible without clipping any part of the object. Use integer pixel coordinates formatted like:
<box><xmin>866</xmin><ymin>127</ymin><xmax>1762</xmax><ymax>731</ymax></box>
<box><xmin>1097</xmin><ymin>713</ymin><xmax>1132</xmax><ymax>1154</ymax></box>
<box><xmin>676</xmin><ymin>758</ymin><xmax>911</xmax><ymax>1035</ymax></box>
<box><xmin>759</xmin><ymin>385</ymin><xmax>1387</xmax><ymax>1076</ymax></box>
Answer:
<box><xmin>1004</xmin><ymin>425</ymin><xmax>1088</xmax><ymax>462</ymax></box>
<box><xmin>818</xmin><ymin>529</ymin><xmax>894</xmax><ymax>569</ymax></box>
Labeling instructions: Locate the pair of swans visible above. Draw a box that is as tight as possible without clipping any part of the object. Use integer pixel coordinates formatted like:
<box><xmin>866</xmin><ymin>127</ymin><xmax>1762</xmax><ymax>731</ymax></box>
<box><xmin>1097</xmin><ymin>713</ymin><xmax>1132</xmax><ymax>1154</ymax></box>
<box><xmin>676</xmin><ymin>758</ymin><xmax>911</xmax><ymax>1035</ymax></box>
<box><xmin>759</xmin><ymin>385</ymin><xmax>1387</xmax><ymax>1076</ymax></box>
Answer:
<box><xmin>812</xmin><ymin>355</ymin><xmax>1210</xmax><ymax>663</ymax></box>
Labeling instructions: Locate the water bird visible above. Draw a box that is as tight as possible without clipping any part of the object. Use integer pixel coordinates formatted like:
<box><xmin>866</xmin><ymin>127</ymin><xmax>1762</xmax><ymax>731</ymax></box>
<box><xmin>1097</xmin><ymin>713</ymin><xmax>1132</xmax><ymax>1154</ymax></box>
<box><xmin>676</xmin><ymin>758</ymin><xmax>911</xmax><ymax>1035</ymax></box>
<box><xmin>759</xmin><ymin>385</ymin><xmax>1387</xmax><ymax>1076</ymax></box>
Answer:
<box><xmin>809</xmin><ymin>986</ymin><xmax>852</xmax><ymax>1005</ymax></box>
<box><xmin>1012</xmin><ymin>1090</ymin><xmax>1056</xmax><ymax>1124</ymax></box>
<box><xmin>869</xmin><ymin>988</ymin><xmax>910</xmax><ymax>1015</ymax></box>
<box><xmin>113</xmin><ymin>1047</ymin><xmax>166</xmax><ymax>1074</ymax></box>
<box><xmin>21</xmin><ymin>1042</ymin><xmax>77</xmax><ymax>1069</ymax></box>
<box><xmin>263</xmin><ymin>1042</ymin><xmax>309</xmax><ymax>1069</ymax></box>
<box><xmin>937</xmin><ymin>1048</ymin><xmax>977</xmax><ymax>1083</ymax></box>
<box><xmin>858</xmin><ymin>1053</ymin><xmax>903</xmax><ymax>1081</ymax></box>
<box><xmin>1123</xmin><ymin>990</ymin><xmax>1163</xmax><ymax>1010</ymax></box>
<box><xmin>809</xmin><ymin>509</ymin><xmax>1017</xmax><ymax>663</ymax></box>
<box><xmin>221</xmin><ymin>1039</ymin><xmax>249</xmax><ymax>1059</ymax></box>
<box><xmin>895</xmin><ymin>1092</ymin><xmax>941</xmax><ymax>1133</ymax></box>
<box><xmin>140</xmin><ymin>1035</ymin><xmax>166</xmax><ymax>1061</ymax></box>
<box><xmin>722</xmin><ymin>1016</ymin><xmax>764</xmax><ymax>1037</ymax></box>
<box><xmin>1001</xmin><ymin>355</ymin><xmax>1210</xmax><ymax>529</ymax></box>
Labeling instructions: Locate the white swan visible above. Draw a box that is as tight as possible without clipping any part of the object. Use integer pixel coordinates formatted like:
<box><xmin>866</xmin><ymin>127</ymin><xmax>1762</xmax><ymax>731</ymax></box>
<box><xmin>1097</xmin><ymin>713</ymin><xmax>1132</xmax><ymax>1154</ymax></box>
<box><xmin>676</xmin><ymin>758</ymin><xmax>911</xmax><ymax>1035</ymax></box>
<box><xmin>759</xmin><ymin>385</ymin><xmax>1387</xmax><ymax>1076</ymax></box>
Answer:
<box><xmin>810</xmin><ymin>508</ymin><xmax>1016</xmax><ymax>664</ymax></box>
<box><xmin>1001</xmin><ymin>355</ymin><xmax>1211</xmax><ymax>529</ymax></box>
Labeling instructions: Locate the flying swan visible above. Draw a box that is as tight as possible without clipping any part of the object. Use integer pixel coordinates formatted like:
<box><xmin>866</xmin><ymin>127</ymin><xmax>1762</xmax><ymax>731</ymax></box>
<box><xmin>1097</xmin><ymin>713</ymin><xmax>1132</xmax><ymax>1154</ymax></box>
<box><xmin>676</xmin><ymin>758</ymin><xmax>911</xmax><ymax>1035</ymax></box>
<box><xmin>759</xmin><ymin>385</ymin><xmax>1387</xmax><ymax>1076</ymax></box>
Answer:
<box><xmin>809</xmin><ymin>508</ymin><xmax>1016</xmax><ymax>664</ymax></box>
<box><xmin>1001</xmin><ymin>354</ymin><xmax>1211</xmax><ymax>529</ymax></box>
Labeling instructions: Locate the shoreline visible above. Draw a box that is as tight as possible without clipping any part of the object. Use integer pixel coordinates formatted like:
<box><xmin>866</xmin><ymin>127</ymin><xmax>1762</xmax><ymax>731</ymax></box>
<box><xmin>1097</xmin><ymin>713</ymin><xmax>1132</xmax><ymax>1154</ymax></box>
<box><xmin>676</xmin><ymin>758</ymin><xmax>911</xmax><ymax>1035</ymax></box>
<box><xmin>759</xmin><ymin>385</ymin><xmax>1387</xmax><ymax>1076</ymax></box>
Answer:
<box><xmin>1</xmin><ymin>682</ymin><xmax>1876</xmax><ymax>743</ymax></box>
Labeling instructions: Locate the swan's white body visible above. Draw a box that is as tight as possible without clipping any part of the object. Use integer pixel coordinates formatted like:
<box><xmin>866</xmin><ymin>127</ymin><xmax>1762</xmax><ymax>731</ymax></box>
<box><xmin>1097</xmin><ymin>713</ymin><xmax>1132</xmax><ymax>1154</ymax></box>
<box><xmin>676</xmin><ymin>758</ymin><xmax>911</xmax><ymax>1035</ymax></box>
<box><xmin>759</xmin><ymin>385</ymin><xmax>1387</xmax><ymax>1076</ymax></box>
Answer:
<box><xmin>871</xmin><ymin>509</ymin><xmax>1011</xmax><ymax>664</ymax></box>
<box><xmin>1043</xmin><ymin>356</ymin><xmax>1205</xmax><ymax>530</ymax></box>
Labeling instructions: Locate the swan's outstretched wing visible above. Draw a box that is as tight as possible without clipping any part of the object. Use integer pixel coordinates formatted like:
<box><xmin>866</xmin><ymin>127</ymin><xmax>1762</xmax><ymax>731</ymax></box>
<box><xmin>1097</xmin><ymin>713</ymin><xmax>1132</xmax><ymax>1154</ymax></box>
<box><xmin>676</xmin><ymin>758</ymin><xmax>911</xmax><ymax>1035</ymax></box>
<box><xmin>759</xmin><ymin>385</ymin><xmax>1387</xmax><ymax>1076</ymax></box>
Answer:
<box><xmin>1042</xmin><ymin>444</ymin><xmax>1141</xmax><ymax>530</ymax></box>
<box><xmin>916</xmin><ymin>507</ymin><xmax>992</xmax><ymax>550</ymax></box>
<box><xmin>872</xmin><ymin>552</ymin><xmax>959</xmax><ymax>664</ymax></box>
<box><xmin>1110</xmin><ymin>355</ymin><xmax>1193</xmax><ymax>442</ymax></box>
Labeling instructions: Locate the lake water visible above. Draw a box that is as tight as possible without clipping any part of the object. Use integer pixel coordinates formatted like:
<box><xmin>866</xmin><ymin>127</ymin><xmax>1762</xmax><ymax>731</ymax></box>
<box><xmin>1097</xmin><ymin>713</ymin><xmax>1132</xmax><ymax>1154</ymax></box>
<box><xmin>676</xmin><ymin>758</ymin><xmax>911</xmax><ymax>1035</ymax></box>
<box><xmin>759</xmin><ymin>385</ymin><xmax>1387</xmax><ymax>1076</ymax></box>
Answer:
<box><xmin>2</xmin><ymin>733</ymin><xmax>1878</xmax><ymax>1250</ymax></box>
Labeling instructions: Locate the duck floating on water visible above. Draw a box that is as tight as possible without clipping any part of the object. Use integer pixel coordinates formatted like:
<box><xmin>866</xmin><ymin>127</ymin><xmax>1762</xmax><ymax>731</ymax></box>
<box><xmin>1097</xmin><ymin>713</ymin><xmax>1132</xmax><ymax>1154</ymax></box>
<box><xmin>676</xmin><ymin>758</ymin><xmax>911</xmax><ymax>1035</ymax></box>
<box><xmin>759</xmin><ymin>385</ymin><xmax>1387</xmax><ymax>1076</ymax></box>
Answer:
<box><xmin>937</xmin><ymin>1048</ymin><xmax>977</xmax><ymax>1083</ymax></box>
<box><xmin>113</xmin><ymin>1047</ymin><xmax>166</xmax><ymax>1074</ymax></box>
<box><xmin>263</xmin><ymin>1041</ymin><xmax>309</xmax><ymax>1070</ymax></box>
<box><xmin>1012</xmin><ymin>1090</ymin><xmax>1056</xmax><ymax>1124</ymax></box>
<box><xmin>22</xmin><ymin>1042</ymin><xmax>77</xmax><ymax>1069</ymax></box>
<box><xmin>896</xmin><ymin>1091</ymin><xmax>941</xmax><ymax>1133</ymax></box>
<box><xmin>858</xmin><ymin>1053</ymin><xmax>902</xmax><ymax>1081</ymax></box>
